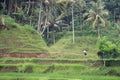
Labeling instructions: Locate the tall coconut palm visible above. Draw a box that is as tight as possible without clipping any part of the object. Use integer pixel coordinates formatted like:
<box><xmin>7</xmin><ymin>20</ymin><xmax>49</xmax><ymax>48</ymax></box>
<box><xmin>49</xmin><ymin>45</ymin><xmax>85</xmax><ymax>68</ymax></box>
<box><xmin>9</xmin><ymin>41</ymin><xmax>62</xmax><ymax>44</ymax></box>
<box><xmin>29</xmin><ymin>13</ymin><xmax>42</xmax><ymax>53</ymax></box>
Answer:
<box><xmin>37</xmin><ymin>0</ymin><xmax>68</xmax><ymax>44</ymax></box>
<box><xmin>37</xmin><ymin>1</ymin><xmax>43</xmax><ymax>32</ymax></box>
<box><xmin>56</xmin><ymin>0</ymin><xmax>75</xmax><ymax>44</ymax></box>
<box><xmin>40</xmin><ymin>0</ymin><xmax>65</xmax><ymax>31</ymax></box>
<box><xmin>68</xmin><ymin>0</ymin><xmax>75</xmax><ymax>44</ymax></box>
<box><xmin>71</xmin><ymin>0</ymin><xmax>75</xmax><ymax>44</ymax></box>
<box><xmin>76</xmin><ymin>0</ymin><xmax>86</xmax><ymax>31</ymax></box>
<box><xmin>85</xmin><ymin>0</ymin><xmax>109</xmax><ymax>37</ymax></box>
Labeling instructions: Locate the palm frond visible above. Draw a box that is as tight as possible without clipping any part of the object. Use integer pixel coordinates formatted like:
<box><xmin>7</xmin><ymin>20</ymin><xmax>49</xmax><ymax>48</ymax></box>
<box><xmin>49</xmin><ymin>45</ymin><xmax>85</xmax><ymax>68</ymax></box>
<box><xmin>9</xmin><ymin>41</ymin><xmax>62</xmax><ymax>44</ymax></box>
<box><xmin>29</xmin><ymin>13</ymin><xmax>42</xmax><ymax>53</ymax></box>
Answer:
<box><xmin>92</xmin><ymin>15</ymin><xmax>99</xmax><ymax>28</ymax></box>
<box><xmin>76</xmin><ymin>0</ymin><xmax>86</xmax><ymax>8</ymax></box>
<box><xmin>99</xmin><ymin>16</ymin><xmax>106</xmax><ymax>27</ymax></box>
<box><xmin>85</xmin><ymin>17</ymin><xmax>94</xmax><ymax>22</ymax></box>
<box><xmin>83</xmin><ymin>13</ymin><xmax>89</xmax><ymax>18</ymax></box>
<box><xmin>101</xmin><ymin>10</ymin><xmax>109</xmax><ymax>17</ymax></box>
<box><xmin>56</xmin><ymin>0</ymin><xmax>69</xmax><ymax>3</ymax></box>
<box><xmin>90</xmin><ymin>1</ymin><xmax>96</xmax><ymax>7</ymax></box>
<box><xmin>89</xmin><ymin>9</ymin><xmax>96</xmax><ymax>15</ymax></box>
<box><xmin>56</xmin><ymin>12</ymin><xmax>65</xmax><ymax>21</ymax></box>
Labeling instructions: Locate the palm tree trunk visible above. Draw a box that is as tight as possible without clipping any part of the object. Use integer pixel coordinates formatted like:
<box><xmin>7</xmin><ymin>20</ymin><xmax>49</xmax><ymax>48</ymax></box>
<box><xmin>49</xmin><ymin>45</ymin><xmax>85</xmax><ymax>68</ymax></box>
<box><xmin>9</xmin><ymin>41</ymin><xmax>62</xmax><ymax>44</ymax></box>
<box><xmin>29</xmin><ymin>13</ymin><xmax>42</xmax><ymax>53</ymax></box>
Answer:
<box><xmin>99</xmin><ymin>0</ymin><xmax>102</xmax><ymax>37</ymax></box>
<box><xmin>97</xmin><ymin>26</ymin><xmax>100</xmax><ymax>37</ymax></box>
<box><xmin>27</xmin><ymin>0</ymin><xmax>31</xmax><ymax>14</ymax></box>
<box><xmin>3</xmin><ymin>0</ymin><xmax>6</xmax><ymax>13</ymax></box>
<box><xmin>41</xmin><ymin>13</ymin><xmax>48</xmax><ymax>35</ymax></box>
<box><xmin>66</xmin><ymin>9</ymin><xmax>70</xmax><ymax>32</ymax></box>
<box><xmin>80</xmin><ymin>12</ymin><xmax>83</xmax><ymax>31</ymax></box>
<box><xmin>114</xmin><ymin>9</ymin><xmax>116</xmax><ymax>22</ymax></box>
<box><xmin>41</xmin><ymin>5</ymin><xmax>49</xmax><ymax>35</ymax></box>
<box><xmin>14</xmin><ymin>0</ymin><xmax>18</xmax><ymax>12</ymax></box>
<box><xmin>37</xmin><ymin>3</ymin><xmax>42</xmax><ymax>32</ymax></box>
<box><xmin>103</xmin><ymin>58</ymin><xmax>106</xmax><ymax>67</ymax></box>
<box><xmin>47</xmin><ymin>26</ymin><xmax>49</xmax><ymax>39</ymax></box>
<box><xmin>52</xmin><ymin>30</ymin><xmax>55</xmax><ymax>44</ymax></box>
<box><xmin>72</xmin><ymin>4</ymin><xmax>75</xmax><ymax>44</ymax></box>
<box><xmin>8</xmin><ymin>0</ymin><xmax>13</xmax><ymax>15</ymax></box>
<box><xmin>46</xmin><ymin>7</ymin><xmax>50</xmax><ymax>39</ymax></box>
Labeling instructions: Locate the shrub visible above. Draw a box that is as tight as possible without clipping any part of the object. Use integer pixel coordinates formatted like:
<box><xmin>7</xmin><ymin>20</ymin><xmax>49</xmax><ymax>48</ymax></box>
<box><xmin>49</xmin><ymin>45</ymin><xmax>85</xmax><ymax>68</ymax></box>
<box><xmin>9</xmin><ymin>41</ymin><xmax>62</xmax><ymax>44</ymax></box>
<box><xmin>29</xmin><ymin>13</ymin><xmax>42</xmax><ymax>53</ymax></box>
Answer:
<box><xmin>98</xmin><ymin>36</ymin><xmax>119</xmax><ymax>58</ymax></box>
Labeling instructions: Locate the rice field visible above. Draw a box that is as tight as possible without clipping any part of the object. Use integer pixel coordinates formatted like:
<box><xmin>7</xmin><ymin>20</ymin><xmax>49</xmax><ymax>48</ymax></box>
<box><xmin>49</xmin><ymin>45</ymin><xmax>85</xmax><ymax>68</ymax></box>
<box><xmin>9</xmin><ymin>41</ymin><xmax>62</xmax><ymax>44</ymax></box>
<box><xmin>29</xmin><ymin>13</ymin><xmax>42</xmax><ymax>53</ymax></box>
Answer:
<box><xmin>0</xmin><ymin>73</ymin><xmax>120</xmax><ymax>80</ymax></box>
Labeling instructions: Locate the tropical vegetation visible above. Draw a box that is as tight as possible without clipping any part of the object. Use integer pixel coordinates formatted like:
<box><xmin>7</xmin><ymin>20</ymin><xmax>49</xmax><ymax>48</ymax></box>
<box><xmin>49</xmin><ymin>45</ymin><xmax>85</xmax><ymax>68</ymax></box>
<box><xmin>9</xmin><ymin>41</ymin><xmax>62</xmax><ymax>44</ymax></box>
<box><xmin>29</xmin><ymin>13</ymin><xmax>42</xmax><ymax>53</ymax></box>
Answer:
<box><xmin>0</xmin><ymin>0</ymin><xmax>120</xmax><ymax>80</ymax></box>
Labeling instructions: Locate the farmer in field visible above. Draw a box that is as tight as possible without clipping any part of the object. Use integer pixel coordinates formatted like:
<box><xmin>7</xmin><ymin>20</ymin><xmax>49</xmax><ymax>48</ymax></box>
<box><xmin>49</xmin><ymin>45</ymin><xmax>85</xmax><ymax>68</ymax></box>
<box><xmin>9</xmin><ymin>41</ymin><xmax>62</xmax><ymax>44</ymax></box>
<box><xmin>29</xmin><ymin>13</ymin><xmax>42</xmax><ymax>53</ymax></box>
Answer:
<box><xmin>83</xmin><ymin>50</ymin><xmax>87</xmax><ymax>56</ymax></box>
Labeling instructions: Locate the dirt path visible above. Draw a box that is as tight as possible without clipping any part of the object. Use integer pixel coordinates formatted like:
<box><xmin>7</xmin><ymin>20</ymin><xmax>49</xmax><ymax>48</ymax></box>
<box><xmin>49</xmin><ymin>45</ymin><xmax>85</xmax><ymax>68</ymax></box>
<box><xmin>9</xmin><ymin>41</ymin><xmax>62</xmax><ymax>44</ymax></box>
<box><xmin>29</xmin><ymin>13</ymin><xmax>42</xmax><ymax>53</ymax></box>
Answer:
<box><xmin>0</xmin><ymin>52</ymin><xmax>51</xmax><ymax>58</ymax></box>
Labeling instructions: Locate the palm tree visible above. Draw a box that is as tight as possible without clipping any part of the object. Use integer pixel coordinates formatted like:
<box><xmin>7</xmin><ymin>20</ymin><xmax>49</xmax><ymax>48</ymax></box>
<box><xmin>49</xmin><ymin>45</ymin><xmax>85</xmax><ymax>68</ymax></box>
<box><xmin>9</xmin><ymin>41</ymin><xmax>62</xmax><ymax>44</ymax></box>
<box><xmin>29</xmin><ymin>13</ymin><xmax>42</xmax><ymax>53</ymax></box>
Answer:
<box><xmin>7</xmin><ymin>0</ymin><xmax>18</xmax><ymax>15</ymax></box>
<box><xmin>37</xmin><ymin>1</ymin><xmax>43</xmax><ymax>32</ymax></box>
<box><xmin>85</xmin><ymin>0</ymin><xmax>109</xmax><ymax>37</ymax></box>
<box><xmin>71</xmin><ymin>0</ymin><xmax>75</xmax><ymax>44</ymax></box>
<box><xmin>76</xmin><ymin>0</ymin><xmax>86</xmax><ymax>31</ymax></box>
<box><xmin>37</xmin><ymin>0</ymin><xmax>67</xmax><ymax>44</ymax></box>
<box><xmin>67</xmin><ymin>0</ymin><xmax>75</xmax><ymax>44</ymax></box>
<box><xmin>56</xmin><ymin>0</ymin><xmax>75</xmax><ymax>44</ymax></box>
<box><xmin>37</xmin><ymin>0</ymin><xmax>50</xmax><ymax>34</ymax></box>
<box><xmin>0</xmin><ymin>0</ymin><xmax>6</xmax><ymax>14</ymax></box>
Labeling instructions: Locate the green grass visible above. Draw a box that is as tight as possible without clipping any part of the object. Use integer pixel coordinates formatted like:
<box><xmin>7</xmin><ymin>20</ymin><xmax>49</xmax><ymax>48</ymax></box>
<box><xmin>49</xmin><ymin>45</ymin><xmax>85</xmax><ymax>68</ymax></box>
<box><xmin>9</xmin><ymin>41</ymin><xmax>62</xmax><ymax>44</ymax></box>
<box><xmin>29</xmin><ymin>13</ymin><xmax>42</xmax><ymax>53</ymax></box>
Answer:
<box><xmin>0</xmin><ymin>16</ymin><xmax>118</xmax><ymax>60</ymax></box>
<box><xmin>0</xmin><ymin>59</ymin><xmax>120</xmax><ymax>75</ymax></box>
<box><xmin>0</xmin><ymin>21</ymin><xmax>48</xmax><ymax>53</ymax></box>
<box><xmin>0</xmin><ymin>16</ymin><xmax>120</xmax><ymax>80</ymax></box>
<box><xmin>0</xmin><ymin>73</ymin><xmax>120</xmax><ymax>80</ymax></box>
<box><xmin>50</xmin><ymin>36</ymin><xmax>99</xmax><ymax>59</ymax></box>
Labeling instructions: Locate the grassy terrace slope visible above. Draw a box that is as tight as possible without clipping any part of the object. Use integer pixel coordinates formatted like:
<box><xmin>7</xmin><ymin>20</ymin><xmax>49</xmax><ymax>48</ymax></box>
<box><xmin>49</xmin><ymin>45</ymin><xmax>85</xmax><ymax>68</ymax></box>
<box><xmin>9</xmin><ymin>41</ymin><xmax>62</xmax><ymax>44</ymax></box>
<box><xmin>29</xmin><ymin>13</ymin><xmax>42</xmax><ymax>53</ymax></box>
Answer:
<box><xmin>0</xmin><ymin>58</ymin><xmax>120</xmax><ymax>80</ymax></box>
<box><xmin>0</xmin><ymin>16</ymin><xmax>48</xmax><ymax>54</ymax></box>
<box><xmin>50</xmin><ymin>35</ymin><xmax>99</xmax><ymax>59</ymax></box>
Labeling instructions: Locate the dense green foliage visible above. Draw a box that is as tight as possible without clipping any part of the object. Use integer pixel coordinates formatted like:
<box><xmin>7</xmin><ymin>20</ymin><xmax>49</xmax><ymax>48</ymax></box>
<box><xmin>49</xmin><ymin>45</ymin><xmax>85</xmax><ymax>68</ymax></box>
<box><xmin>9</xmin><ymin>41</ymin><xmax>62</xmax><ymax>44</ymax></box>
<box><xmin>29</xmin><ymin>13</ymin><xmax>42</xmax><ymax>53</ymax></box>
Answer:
<box><xmin>0</xmin><ymin>0</ymin><xmax>120</xmax><ymax>79</ymax></box>
<box><xmin>98</xmin><ymin>36</ymin><xmax>119</xmax><ymax>58</ymax></box>
<box><xmin>0</xmin><ymin>0</ymin><xmax>119</xmax><ymax>44</ymax></box>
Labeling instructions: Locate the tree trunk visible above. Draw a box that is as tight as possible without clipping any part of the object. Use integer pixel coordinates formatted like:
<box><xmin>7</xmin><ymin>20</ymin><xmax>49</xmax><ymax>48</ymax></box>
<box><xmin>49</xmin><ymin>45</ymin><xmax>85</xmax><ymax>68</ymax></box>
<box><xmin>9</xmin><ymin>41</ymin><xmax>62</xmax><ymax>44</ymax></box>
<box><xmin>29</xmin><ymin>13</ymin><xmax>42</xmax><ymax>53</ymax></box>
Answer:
<box><xmin>72</xmin><ymin>4</ymin><xmax>75</xmax><ymax>44</ymax></box>
<box><xmin>37</xmin><ymin>3</ymin><xmax>42</xmax><ymax>32</ymax></box>
<box><xmin>47</xmin><ymin>26</ymin><xmax>49</xmax><ymax>39</ymax></box>
<box><xmin>103</xmin><ymin>59</ymin><xmax>106</xmax><ymax>67</ymax></box>
<box><xmin>2</xmin><ymin>0</ymin><xmax>6</xmax><ymax>13</ymax></box>
<box><xmin>27</xmin><ymin>0</ymin><xmax>31</xmax><ymax>14</ymax></box>
<box><xmin>41</xmin><ymin>14</ymin><xmax>48</xmax><ymax>35</ymax></box>
<box><xmin>79</xmin><ymin>10</ymin><xmax>83</xmax><ymax>31</ymax></box>
<box><xmin>29</xmin><ymin>3</ymin><xmax>34</xmax><ymax>26</ymax></box>
<box><xmin>7</xmin><ymin>0</ymin><xmax>13</xmax><ymax>15</ymax></box>
<box><xmin>52</xmin><ymin>31</ymin><xmax>55</xmax><ymax>44</ymax></box>
<box><xmin>114</xmin><ymin>9</ymin><xmax>116</xmax><ymax>22</ymax></box>
<box><xmin>41</xmin><ymin>5</ymin><xmax>49</xmax><ymax>35</ymax></box>
<box><xmin>97</xmin><ymin>26</ymin><xmax>100</xmax><ymax>37</ymax></box>
<box><xmin>14</xmin><ymin>0</ymin><xmax>18</xmax><ymax>12</ymax></box>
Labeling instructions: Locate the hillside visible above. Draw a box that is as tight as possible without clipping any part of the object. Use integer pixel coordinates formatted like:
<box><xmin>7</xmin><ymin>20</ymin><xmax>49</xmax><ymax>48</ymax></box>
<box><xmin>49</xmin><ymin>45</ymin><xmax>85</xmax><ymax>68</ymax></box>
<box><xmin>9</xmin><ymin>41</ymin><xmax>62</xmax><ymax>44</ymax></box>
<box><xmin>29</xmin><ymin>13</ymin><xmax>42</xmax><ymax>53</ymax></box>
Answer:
<box><xmin>0</xmin><ymin>16</ymin><xmax>49</xmax><ymax>57</ymax></box>
<box><xmin>0</xmin><ymin>16</ymin><xmax>99</xmax><ymax>59</ymax></box>
<box><xmin>0</xmin><ymin>0</ymin><xmax>120</xmax><ymax>80</ymax></box>
<box><xmin>50</xmin><ymin>33</ymin><xmax>99</xmax><ymax>59</ymax></box>
<box><xmin>0</xmin><ymin>16</ymin><xmax>119</xmax><ymax>59</ymax></box>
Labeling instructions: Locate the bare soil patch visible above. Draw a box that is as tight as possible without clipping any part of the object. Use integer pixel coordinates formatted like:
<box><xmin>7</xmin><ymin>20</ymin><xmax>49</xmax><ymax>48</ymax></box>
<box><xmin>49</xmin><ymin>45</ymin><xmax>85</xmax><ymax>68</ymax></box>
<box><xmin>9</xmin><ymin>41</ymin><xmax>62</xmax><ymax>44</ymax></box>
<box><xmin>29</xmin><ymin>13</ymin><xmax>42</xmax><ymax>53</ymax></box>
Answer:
<box><xmin>0</xmin><ymin>52</ymin><xmax>51</xmax><ymax>58</ymax></box>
